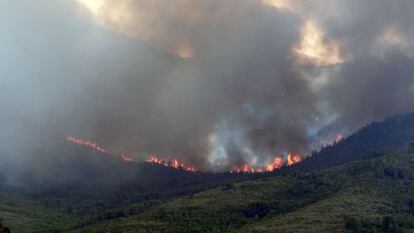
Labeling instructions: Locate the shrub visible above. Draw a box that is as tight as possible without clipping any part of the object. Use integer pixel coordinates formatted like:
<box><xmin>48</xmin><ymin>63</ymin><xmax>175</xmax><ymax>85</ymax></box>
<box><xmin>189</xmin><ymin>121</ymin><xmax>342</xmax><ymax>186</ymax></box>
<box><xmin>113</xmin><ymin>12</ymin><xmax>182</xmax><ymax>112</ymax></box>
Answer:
<box><xmin>223</xmin><ymin>183</ymin><xmax>234</xmax><ymax>191</ymax></box>
<box><xmin>408</xmin><ymin>142</ymin><xmax>414</xmax><ymax>154</ymax></box>
<box><xmin>408</xmin><ymin>200</ymin><xmax>414</xmax><ymax>214</ymax></box>
<box><xmin>243</xmin><ymin>202</ymin><xmax>270</xmax><ymax>219</ymax></box>
<box><xmin>345</xmin><ymin>217</ymin><xmax>362</xmax><ymax>232</ymax></box>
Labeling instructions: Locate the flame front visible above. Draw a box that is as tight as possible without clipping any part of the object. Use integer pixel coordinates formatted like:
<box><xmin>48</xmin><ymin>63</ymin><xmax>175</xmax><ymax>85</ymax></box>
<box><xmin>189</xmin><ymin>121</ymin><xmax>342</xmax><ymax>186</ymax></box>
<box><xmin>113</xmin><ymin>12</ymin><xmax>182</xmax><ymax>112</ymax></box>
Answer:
<box><xmin>230</xmin><ymin>163</ymin><xmax>254</xmax><ymax>173</ymax></box>
<box><xmin>66</xmin><ymin>136</ymin><xmax>112</xmax><ymax>154</ymax></box>
<box><xmin>66</xmin><ymin>136</ymin><xmax>133</xmax><ymax>162</ymax></box>
<box><xmin>146</xmin><ymin>155</ymin><xmax>198</xmax><ymax>172</ymax></box>
<box><xmin>66</xmin><ymin>136</ymin><xmax>306</xmax><ymax>173</ymax></box>
<box><xmin>287</xmin><ymin>153</ymin><xmax>302</xmax><ymax>166</ymax></box>
<box><xmin>267</xmin><ymin>156</ymin><xmax>283</xmax><ymax>172</ymax></box>
<box><xmin>231</xmin><ymin>153</ymin><xmax>302</xmax><ymax>174</ymax></box>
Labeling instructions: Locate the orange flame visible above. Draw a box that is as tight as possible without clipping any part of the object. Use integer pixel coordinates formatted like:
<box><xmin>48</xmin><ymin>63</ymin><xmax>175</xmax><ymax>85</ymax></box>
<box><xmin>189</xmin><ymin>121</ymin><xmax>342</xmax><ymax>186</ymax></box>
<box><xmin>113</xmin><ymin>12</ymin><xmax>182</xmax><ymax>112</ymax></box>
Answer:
<box><xmin>267</xmin><ymin>156</ymin><xmax>284</xmax><ymax>172</ymax></box>
<box><xmin>66</xmin><ymin>136</ymin><xmax>133</xmax><ymax>162</ymax></box>
<box><xmin>66</xmin><ymin>135</ymin><xmax>306</xmax><ymax>173</ymax></box>
<box><xmin>231</xmin><ymin>153</ymin><xmax>303</xmax><ymax>173</ymax></box>
<box><xmin>230</xmin><ymin>163</ymin><xmax>254</xmax><ymax>174</ymax></box>
<box><xmin>146</xmin><ymin>155</ymin><xmax>198</xmax><ymax>172</ymax></box>
<box><xmin>230</xmin><ymin>164</ymin><xmax>267</xmax><ymax>174</ymax></box>
<box><xmin>287</xmin><ymin>153</ymin><xmax>302</xmax><ymax>166</ymax></box>
<box><xmin>66</xmin><ymin>136</ymin><xmax>111</xmax><ymax>154</ymax></box>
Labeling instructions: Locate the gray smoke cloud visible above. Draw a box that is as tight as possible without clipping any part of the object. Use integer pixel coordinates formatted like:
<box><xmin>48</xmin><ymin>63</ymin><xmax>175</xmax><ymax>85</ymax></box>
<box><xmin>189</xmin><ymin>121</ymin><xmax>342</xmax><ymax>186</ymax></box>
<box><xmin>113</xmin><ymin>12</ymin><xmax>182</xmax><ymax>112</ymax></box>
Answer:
<box><xmin>1</xmin><ymin>0</ymin><xmax>414</xmax><ymax>176</ymax></box>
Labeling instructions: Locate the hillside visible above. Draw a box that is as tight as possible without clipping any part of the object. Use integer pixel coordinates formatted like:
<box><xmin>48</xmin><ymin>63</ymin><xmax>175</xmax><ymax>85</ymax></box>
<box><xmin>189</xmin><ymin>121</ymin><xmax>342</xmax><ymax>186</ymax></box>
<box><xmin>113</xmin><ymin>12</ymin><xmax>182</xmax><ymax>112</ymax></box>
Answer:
<box><xmin>22</xmin><ymin>113</ymin><xmax>414</xmax><ymax>218</ymax></box>
<box><xmin>2</xmin><ymin>114</ymin><xmax>414</xmax><ymax>232</ymax></box>
<box><xmin>6</xmin><ymin>140</ymin><xmax>257</xmax><ymax>217</ymax></box>
<box><xmin>294</xmin><ymin>113</ymin><xmax>414</xmax><ymax>172</ymax></box>
<box><xmin>69</xmin><ymin>150</ymin><xmax>414</xmax><ymax>233</ymax></box>
<box><xmin>0</xmin><ymin>191</ymin><xmax>77</xmax><ymax>233</ymax></box>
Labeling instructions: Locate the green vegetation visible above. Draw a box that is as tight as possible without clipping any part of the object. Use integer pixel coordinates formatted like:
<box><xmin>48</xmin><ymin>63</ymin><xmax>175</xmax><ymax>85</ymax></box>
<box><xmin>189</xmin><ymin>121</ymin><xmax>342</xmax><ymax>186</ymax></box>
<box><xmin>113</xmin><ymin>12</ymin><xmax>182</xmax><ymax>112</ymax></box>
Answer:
<box><xmin>3</xmin><ymin>114</ymin><xmax>414</xmax><ymax>232</ymax></box>
<box><xmin>0</xmin><ymin>192</ymin><xmax>78</xmax><ymax>233</ymax></box>
<box><xmin>68</xmin><ymin>151</ymin><xmax>414</xmax><ymax>233</ymax></box>
<box><xmin>1</xmin><ymin>150</ymin><xmax>414</xmax><ymax>232</ymax></box>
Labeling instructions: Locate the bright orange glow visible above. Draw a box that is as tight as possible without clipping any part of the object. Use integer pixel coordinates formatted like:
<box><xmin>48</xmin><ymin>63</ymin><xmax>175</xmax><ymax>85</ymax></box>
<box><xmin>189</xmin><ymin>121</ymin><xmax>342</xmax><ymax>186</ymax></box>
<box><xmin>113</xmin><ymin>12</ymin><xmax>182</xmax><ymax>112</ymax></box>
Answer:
<box><xmin>66</xmin><ymin>136</ymin><xmax>111</xmax><ymax>154</ymax></box>
<box><xmin>287</xmin><ymin>153</ymin><xmax>302</xmax><ymax>166</ymax></box>
<box><xmin>230</xmin><ymin>163</ymin><xmax>256</xmax><ymax>174</ymax></box>
<box><xmin>66</xmin><ymin>136</ymin><xmax>305</xmax><ymax>173</ymax></box>
<box><xmin>66</xmin><ymin>135</ymin><xmax>133</xmax><ymax>162</ymax></box>
<box><xmin>267</xmin><ymin>156</ymin><xmax>284</xmax><ymax>172</ymax></box>
<box><xmin>231</xmin><ymin>153</ymin><xmax>302</xmax><ymax>173</ymax></box>
<box><xmin>146</xmin><ymin>155</ymin><xmax>198</xmax><ymax>172</ymax></box>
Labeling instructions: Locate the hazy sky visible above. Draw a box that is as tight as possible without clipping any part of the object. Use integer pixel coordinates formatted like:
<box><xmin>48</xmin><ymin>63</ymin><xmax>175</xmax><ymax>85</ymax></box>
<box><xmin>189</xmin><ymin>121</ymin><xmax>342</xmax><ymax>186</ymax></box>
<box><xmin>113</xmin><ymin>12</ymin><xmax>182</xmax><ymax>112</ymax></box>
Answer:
<box><xmin>1</xmin><ymin>0</ymin><xmax>414</xmax><ymax>171</ymax></box>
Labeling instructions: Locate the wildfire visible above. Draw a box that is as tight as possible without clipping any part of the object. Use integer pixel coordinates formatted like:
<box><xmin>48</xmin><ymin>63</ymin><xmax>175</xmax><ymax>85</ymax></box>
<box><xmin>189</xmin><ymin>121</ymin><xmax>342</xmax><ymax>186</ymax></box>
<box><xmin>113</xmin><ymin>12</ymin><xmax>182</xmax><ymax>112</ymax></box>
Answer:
<box><xmin>267</xmin><ymin>156</ymin><xmax>284</xmax><ymax>172</ymax></box>
<box><xmin>322</xmin><ymin>134</ymin><xmax>345</xmax><ymax>148</ymax></box>
<box><xmin>66</xmin><ymin>136</ymin><xmax>111</xmax><ymax>154</ymax></box>
<box><xmin>335</xmin><ymin>134</ymin><xmax>344</xmax><ymax>143</ymax></box>
<box><xmin>231</xmin><ymin>153</ymin><xmax>303</xmax><ymax>174</ymax></box>
<box><xmin>66</xmin><ymin>136</ymin><xmax>306</xmax><ymax>174</ymax></box>
<box><xmin>146</xmin><ymin>155</ymin><xmax>198</xmax><ymax>172</ymax></box>
<box><xmin>66</xmin><ymin>136</ymin><xmax>133</xmax><ymax>162</ymax></box>
<box><xmin>287</xmin><ymin>153</ymin><xmax>302</xmax><ymax>166</ymax></box>
<box><xmin>230</xmin><ymin>163</ymin><xmax>254</xmax><ymax>174</ymax></box>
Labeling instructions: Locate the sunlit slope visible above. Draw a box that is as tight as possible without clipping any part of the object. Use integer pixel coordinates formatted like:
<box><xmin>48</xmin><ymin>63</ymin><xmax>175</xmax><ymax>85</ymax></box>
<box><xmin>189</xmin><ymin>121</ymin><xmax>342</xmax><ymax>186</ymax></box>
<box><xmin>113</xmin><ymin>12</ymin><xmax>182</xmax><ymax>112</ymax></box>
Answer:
<box><xmin>0</xmin><ymin>192</ymin><xmax>78</xmax><ymax>233</ymax></box>
<box><xmin>71</xmin><ymin>151</ymin><xmax>414</xmax><ymax>233</ymax></box>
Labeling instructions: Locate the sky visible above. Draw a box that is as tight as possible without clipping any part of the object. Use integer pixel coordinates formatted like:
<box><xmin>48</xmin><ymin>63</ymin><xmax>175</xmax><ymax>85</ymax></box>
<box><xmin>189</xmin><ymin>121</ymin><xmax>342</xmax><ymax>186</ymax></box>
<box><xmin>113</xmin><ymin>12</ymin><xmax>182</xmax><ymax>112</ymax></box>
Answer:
<box><xmin>1</xmin><ymin>0</ymin><xmax>414</xmax><ymax>173</ymax></box>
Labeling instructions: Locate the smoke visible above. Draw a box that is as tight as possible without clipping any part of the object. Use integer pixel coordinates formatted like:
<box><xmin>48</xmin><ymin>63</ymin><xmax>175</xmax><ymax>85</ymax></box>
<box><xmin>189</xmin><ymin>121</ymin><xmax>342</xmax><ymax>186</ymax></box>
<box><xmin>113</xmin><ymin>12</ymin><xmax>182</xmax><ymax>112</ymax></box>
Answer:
<box><xmin>1</xmin><ymin>0</ymin><xmax>414</xmax><ymax>176</ymax></box>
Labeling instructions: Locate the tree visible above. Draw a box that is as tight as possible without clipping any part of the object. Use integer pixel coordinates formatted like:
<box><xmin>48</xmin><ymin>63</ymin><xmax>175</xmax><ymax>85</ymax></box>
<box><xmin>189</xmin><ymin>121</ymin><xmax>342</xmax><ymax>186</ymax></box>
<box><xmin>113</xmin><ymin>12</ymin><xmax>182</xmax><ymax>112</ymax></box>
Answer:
<box><xmin>243</xmin><ymin>202</ymin><xmax>270</xmax><ymax>218</ymax></box>
<box><xmin>345</xmin><ymin>217</ymin><xmax>361</xmax><ymax>232</ymax></box>
<box><xmin>0</xmin><ymin>219</ymin><xmax>11</xmax><ymax>233</ymax></box>
<box><xmin>408</xmin><ymin>142</ymin><xmax>414</xmax><ymax>154</ymax></box>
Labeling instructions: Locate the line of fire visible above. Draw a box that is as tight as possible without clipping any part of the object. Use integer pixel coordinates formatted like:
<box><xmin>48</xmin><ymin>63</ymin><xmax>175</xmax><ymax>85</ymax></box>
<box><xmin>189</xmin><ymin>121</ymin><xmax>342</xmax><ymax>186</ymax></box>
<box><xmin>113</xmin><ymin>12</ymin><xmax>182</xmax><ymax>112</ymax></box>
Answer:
<box><xmin>65</xmin><ymin>134</ymin><xmax>343</xmax><ymax>174</ymax></box>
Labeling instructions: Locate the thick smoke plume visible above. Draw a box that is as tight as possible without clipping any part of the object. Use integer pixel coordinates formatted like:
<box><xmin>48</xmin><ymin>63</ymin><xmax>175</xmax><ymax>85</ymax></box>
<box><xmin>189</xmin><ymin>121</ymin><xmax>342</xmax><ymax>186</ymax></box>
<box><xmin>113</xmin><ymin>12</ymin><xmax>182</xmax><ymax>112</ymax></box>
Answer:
<box><xmin>1</xmin><ymin>0</ymin><xmax>414</xmax><ymax>177</ymax></box>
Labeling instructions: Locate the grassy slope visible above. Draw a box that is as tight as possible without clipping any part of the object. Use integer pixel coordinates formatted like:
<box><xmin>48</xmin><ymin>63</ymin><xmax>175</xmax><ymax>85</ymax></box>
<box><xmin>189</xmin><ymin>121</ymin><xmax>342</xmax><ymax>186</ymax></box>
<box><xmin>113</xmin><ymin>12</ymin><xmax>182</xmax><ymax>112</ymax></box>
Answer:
<box><xmin>239</xmin><ymin>191</ymin><xmax>391</xmax><ymax>233</ymax></box>
<box><xmin>71</xmin><ymin>151</ymin><xmax>414</xmax><ymax>233</ymax></box>
<box><xmin>0</xmin><ymin>191</ymin><xmax>78</xmax><ymax>233</ymax></box>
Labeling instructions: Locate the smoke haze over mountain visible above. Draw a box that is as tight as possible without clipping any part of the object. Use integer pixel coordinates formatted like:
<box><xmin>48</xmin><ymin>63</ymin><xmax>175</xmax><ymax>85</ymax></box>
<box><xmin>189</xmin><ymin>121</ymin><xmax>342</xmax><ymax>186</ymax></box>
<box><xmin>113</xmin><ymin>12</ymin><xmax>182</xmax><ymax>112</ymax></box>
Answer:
<box><xmin>1</xmin><ymin>0</ymin><xmax>414</xmax><ymax>175</ymax></box>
